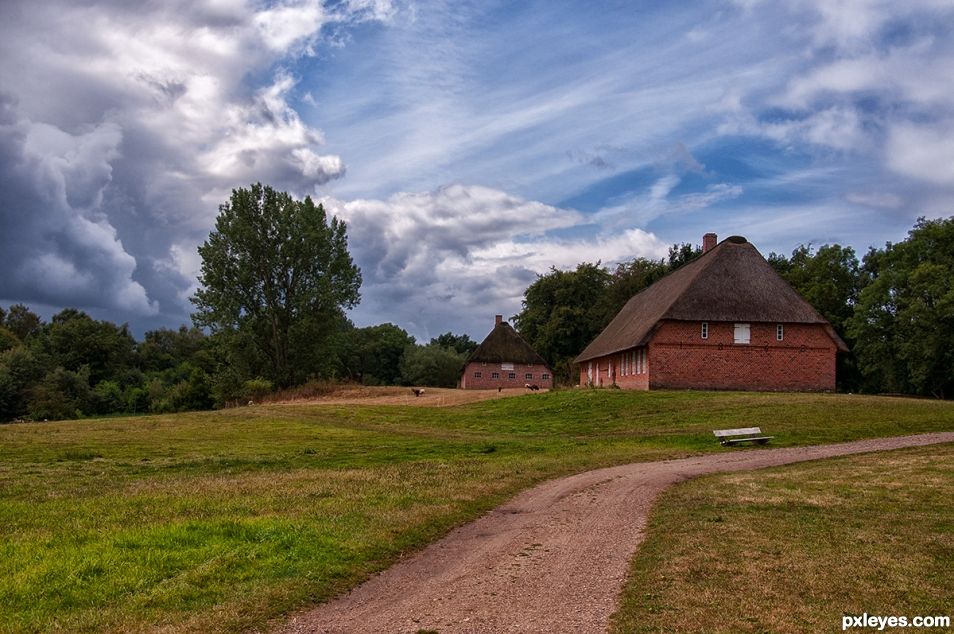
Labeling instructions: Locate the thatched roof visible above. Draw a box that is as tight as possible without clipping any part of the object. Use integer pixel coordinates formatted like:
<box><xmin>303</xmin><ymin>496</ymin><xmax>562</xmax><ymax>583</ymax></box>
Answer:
<box><xmin>575</xmin><ymin>236</ymin><xmax>848</xmax><ymax>363</ymax></box>
<box><xmin>467</xmin><ymin>321</ymin><xmax>549</xmax><ymax>366</ymax></box>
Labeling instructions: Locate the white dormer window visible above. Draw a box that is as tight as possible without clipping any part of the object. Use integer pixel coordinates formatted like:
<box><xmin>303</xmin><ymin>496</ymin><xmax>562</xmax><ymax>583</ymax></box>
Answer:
<box><xmin>701</xmin><ymin>322</ymin><xmax>708</xmax><ymax>339</ymax></box>
<box><xmin>734</xmin><ymin>323</ymin><xmax>750</xmax><ymax>344</ymax></box>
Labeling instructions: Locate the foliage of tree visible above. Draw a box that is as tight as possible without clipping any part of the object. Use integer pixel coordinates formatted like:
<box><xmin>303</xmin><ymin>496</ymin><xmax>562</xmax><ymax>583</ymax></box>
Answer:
<box><xmin>343</xmin><ymin>323</ymin><xmax>415</xmax><ymax>385</ymax></box>
<box><xmin>514</xmin><ymin>263</ymin><xmax>612</xmax><ymax>382</ymax></box>
<box><xmin>399</xmin><ymin>344</ymin><xmax>467</xmax><ymax>387</ymax></box>
<box><xmin>191</xmin><ymin>183</ymin><xmax>361</xmax><ymax>387</ymax></box>
<box><xmin>429</xmin><ymin>332</ymin><xmax>478</xmax><ymax>356</ymax></box>
<box><xmin>0</xmin><ymin>326</ymin><xmax>19</xmax><ymax>354</ymax></box>
<box><xmin>0</xmin><ymin>305</ymin><xmax>222</xmax><ymax>421</ymax></box>
<box><xmin>667</xmin><ymin>242</ymin><xmax>702</xmax><ymax>270</ymax></box>
<box><xmin>40</xmin><ymin>309</ymin><xmax>137</xmax><ymax>385</ymax></box>
<box><xmin>768</xmin><ymin>244</ymin><xmax>865</xmax><ymax>391</ymax></box>
<box><xmin>848</xmin><ymin>217</ymin><xmax>954</xmax><ymax>398</ymax></box>
<box><xmin>3</xmin><ymin>304</ymin><xmax>42</xmax><ymax>341</ymax></box>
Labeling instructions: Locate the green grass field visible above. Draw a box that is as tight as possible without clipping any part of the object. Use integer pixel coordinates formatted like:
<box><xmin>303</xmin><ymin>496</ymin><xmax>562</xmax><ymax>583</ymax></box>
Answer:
<box><xmin>611</xmin><ymin>444</ymin><xmax>954</xmax><ymax>634</ymax></box>
<box><xmin>2</xmin><ymin>390</ymin><xmax>953</xmax><ymax>633</ymax></box>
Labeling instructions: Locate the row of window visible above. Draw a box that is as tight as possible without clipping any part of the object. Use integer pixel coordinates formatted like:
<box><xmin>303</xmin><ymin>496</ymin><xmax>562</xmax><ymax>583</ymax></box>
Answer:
<box><xmin>478</xmin><ymin>363</ymin><xmax>538</xmax><ymax>369</ymax></box>
<box><xmin>618</xmin><ymin>348</ymin><xmax>647</xmax><ymax>376</ymax></box>
<box><xmin>701</xmin><ymin>322</ymin><xmax>784</xmax><ymax>343</ymax></box>
<box><xmin>473</xmin><ymin>372</ymin><xmax>551</xmax><ymax>380</ymax></box>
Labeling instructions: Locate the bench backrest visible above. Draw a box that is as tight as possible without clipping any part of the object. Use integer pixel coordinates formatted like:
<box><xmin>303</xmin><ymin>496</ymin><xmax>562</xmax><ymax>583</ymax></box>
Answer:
<box><xmin>713</xmin><ymin>427</ymin><xmax>762</xmax><ymax>438</ymax></box>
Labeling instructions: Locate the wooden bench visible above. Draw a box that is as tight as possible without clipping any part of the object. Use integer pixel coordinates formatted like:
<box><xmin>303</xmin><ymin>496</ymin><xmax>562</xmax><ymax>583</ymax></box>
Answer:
<box><xmin>713</xmin><ymin>427</ymin><xmax>774</xmax><ymax>446</ymax></box>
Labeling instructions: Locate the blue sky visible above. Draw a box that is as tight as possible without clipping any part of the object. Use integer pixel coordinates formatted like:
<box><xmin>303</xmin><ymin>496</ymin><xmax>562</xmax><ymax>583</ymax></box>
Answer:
<box><xmin>1</xmin><ymin>0</ymin><xmax>953</xmax><ymax>341</ymax></box>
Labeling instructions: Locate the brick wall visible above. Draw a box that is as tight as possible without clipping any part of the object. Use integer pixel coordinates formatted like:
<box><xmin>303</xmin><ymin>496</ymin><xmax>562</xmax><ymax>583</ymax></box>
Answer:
<box><xmin>460</xmin><ymin>361</ymin><xmax>554</xmax><ymax>389</ymax></box>
<box><xmin>578</xmin><ymin>349</ymin><xmax>650</xmax><ymax>390</ymax></box>
<box><xmin>578</xmin><ymin>320</ymin><xmax>839</xmax><ymax>392</ymax></box>
<box><xmin>649</xmin><ymin>320</ymin><xmax>837</xmax><ymax>391</ymax></box>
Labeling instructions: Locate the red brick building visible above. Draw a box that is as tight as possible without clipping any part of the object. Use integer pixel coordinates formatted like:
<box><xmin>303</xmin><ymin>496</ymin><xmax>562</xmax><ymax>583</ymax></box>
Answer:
<box><xmin>460</xmin><ymin>315</ymin><xmax>553</xmax><ymax>390</ymax></box>
<box><xmin>575</xmin><ymin>234</ymin><xmax>848</xmax><ymax>392</ymax></box>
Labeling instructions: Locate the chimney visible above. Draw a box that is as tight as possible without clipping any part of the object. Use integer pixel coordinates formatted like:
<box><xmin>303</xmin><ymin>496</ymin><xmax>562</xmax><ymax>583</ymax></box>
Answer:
<box><xmin>703</xmin><ymin>232</ymin><xmax>717</xmax><ymax>253</ymax></box>
<box><xmin>495</xmin><ymin>314</ymin><xmax>503</xmax><ymax>326</ymax></box>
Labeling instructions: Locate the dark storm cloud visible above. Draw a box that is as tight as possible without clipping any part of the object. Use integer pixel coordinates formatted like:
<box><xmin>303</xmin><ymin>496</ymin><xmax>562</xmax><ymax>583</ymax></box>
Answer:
<box><xmin>0</xmin><ymin>0</ymin><xmax>365</xmax><ymax>328</ymax></box>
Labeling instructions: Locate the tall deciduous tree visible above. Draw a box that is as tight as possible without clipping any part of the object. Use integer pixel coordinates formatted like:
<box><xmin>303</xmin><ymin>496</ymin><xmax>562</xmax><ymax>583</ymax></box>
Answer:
<box><xmin>429</xmin><ymin>332</ymin><xmax>478</xmax><ymax>355</ymax></box>
<box><xmin>849</xmin><ymin>217</ymin><xmax>954</xmax><ymax>398</ymax></box>
<box><xmin>514</xmin><ymin>262</ymin><xmax>612</xmax><ymax>381</ymax></box>
<box><xmin>192</xmin><ymin>183</ymin><xmax>361</xmax><ymax>387</ymax></box>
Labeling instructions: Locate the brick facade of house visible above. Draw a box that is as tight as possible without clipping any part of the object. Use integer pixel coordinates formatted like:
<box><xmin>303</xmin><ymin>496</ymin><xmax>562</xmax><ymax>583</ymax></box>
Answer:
<box><xmin>579</xmin><ymin>320</ymin><xmax>837</xmax><ymax>392</ymax></box>
<box><xmin>460</xmin><ymin>362</ymin><xmax>554</xmax><ymax>390</ymax></box>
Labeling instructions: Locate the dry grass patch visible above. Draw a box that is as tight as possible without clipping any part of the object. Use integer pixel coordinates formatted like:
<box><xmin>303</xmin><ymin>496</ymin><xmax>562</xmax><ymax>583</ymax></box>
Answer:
<box><xmin>611</xmin><ymin>444</ymin><xmax>954</xmax><ymax>634</ymax></box>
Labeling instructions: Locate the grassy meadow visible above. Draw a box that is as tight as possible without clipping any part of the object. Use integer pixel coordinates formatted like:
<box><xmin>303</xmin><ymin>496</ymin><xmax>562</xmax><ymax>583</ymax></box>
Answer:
<box><xmin>611</xmin><ymin>443</ymin><xmax>954</xmax><ymax>633</ymax></box>
<box><xmin>1</xmin><ymin>390</ymin><xmax>953</xmax><ymax>632</ymax></box>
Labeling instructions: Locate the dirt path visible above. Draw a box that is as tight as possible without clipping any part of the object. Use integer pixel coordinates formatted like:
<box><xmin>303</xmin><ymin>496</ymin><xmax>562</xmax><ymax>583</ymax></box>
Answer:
<box><xmin>278</xmin><ymin>432</ymin><xmax>954</xmax><ymax>634</ymax></box>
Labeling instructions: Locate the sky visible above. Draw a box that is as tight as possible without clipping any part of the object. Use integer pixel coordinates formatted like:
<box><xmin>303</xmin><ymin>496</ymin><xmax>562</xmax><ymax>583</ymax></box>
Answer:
<box><xmin>2</xmin><ymin>0</ymin><xmax>953</xmax><ymax>342</ymax></box>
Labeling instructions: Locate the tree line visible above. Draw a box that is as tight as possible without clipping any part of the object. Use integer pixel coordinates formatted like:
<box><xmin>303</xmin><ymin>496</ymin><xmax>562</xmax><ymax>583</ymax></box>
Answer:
<box><xmin>0</xmin><ymin>307</ymin><xmax>477</xmax><ymax>422</ymax></box>
<box><xmin>2</xmin><ymin>182</ymin><xmax>950</xmax><ymax>422</ymax></box>
<box><xmin>515</xmin><ymin>217</ymin><xmax>954</xmax><ymax>398</ymax></box>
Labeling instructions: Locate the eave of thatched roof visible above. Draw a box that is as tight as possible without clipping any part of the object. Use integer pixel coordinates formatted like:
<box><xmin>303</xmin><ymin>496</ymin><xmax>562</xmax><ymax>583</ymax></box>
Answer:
<box><xmin>467</xmin><ymin>321</ymin><xmax>549</xmax><ymax>366</ymax></box>
<box><xmin>575</xmin><ymin>236</ymin><xmax>849</xmax><ymax>363</ymax></box>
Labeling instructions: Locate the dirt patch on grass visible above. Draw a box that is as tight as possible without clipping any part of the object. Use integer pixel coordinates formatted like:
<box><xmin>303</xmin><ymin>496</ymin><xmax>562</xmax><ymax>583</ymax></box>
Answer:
<box><xmin>278</xmin><ymin>432</ymin><xmax>954</xmax><ymax>634</ymax></box>
<box><xmin>272</xmin><ymin>386</ymin><xmax>545</xmax><ymax>407</ymax></box>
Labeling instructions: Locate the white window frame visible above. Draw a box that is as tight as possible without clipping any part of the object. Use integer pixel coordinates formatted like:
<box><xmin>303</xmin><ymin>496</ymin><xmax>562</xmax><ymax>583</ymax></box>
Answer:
<box><xmin>541</xmin><ymin>373</ymin><xmax>550</xmax><ymax>380</ymax></box>
<box><xmin>508</xmin><ymin>372</ymin><xmax>516</xmax><ymax>380</ymax></box>
<box><xmin>734</xmin><ymin>323</ymin><xmax>751</xmax><ymax>345</ymax></box>
<box><xmin>491</xmin><ymin>371</ymin><xmax>499</xmax><ymax>379</ymax></box>
<box><xmin>474</xmin><ymin>371</ymin><xmax>482</xmax><ymax>378</ymax></box>
<box><xmin>525</xmin><ymin>372</ymin><xmax>533</xmax><ymax>380</ymax></box>
<box><xmin>701</xmin><ymin>322</ymin><xmax>708</xmax><ymax>339</ymax></box>
<box><xmin>777</xmin><ymin>324</ymin><xmax>784</xmax><ymax>341</ymax></box>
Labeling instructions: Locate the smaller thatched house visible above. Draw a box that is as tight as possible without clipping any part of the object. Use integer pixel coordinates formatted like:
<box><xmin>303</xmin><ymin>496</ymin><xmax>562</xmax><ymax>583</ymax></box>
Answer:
<box><xmin>460</xmin><ymin>315</ymin><xmax>553</xmax><ymax>390</ymax></box>
<box><xmin>575</xmin><ymin>234</ymin><xmax>848</xmax><ymax>392</ymax></box>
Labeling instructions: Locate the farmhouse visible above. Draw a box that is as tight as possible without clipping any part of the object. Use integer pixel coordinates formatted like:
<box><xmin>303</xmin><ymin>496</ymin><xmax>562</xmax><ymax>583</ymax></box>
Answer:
<box><xmin>575</xmin><ymin>233</ymin><xmax>848</xmax><ymax>392</ymax></box>
<box><xmin>460</xmin><ymin>315</ymin><xmax>553</xmax><ymax>390</ymax></box>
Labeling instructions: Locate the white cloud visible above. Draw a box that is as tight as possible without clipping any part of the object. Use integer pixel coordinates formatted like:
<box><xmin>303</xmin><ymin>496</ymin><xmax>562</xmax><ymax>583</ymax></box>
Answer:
<box><xmin>254</xmin><ymin>0</ymin><xmax>327</xmax><ymax>53</ymax></box>
<box><xmin>782</xmin><ymin>39</ymin><xmax>954</xmax><ymax>110</ymax></box>
<box><xmin>886</xmin><ymin>122</ymin><xmax>954</xmax><ymax>185</ymax></box>
<box><xmin>844</xmin><ymin>191</ymin><xmax>903</xmax><ymax>209</ymax></box>
<box><xmin>0</xmin><ymin>0</ymin><xmax>388</xmax><ymax>320</ymax></box>
<box><xmin>595</xmin><ymin>178</ymin><xmax>744</xmax><ymax>228</ymax></box>
<box><xmin>721</xmin><ymin>104</ymin><xmax>870</xmax><ymax>152</ymax></box>
<box><xmin>322</xmin><ymin>184</ymin><xmax>668</xmax><ymax>338</ymax></box>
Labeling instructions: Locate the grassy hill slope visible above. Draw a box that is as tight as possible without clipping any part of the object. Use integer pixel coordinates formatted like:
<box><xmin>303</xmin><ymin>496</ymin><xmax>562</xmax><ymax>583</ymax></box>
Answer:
<box><xmin>1</xmin><ymin>390</ymin><xmax>953</xmax><ymax>632</ymax></box>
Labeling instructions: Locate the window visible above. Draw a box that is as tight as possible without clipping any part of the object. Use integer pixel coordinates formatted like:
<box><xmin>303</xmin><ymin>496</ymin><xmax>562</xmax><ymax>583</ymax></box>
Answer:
<box><xmin>508</xmin><ymin>372</ymin><xmax>516</xmax><ymax>380</ymax></box>
<box><xmin>777</xmin><ymin>324</ymin><xmax>784</xmax><ymax>341</ymax></box>
<box><xmin>525</xmin><ymin>373</ymin><xmax>533</xmax><ymax>380</ymax></box>
<box><xmin>491</xmin><ymin>372</ymin><xmax>499</xmax><ymax>379</ymax></box>
<box><xmin>701</xmin><ymin>322</ymin><xmax>708</xmax><ymax>339</ymax></box>
<box><xmin>634</xmin><ymin>348</ymin><xmax>646</xmax><ymax>374</ymax></box>
<box><xmin>542</xmin><ymin>373</ymin><xmax>550</xmax><ymax>380</ymax></box>
<box><xmin>734</xmin><ymin>323</ymin><xmax>751</xmax><ymax>344</ymax></box>
<box><xmin>501</xmin><ymin>362</ymin><xmax>514</xmax><ymax>371</ymax></box>
<box><xmin>474</xmin><ymin>371</ymin><xmax>482</xmax><ymax>378</ymax></box>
